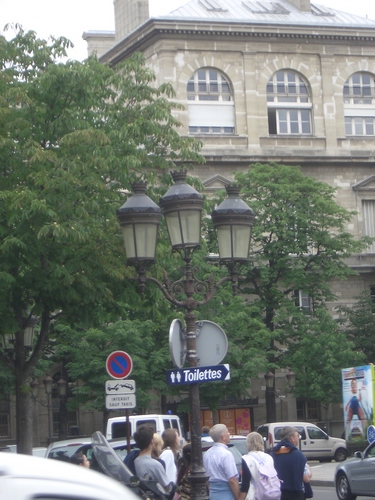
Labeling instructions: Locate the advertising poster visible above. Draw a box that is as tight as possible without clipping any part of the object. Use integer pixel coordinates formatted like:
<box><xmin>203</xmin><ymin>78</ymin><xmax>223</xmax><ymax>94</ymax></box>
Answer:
<box><xmin>219</xmin><ymin>409</ymin><xmax>236</xmax><ymax>434</ymax></box>
<box><xmin>342</xmin><ymin>365</ymin><xmax>375</xmax><ymax>443</ymax></box>
<box><xmin>235</xmin><ymin>408</ymin><xmax>251</xmax><ymax>436</ymax></box>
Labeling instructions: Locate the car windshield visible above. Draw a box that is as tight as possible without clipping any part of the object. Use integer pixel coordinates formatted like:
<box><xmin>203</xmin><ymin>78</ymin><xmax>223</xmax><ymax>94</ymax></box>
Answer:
<box><xmin>48</xmin><ymin>442</ymin><xmax>131</xmax><ymax>463</ymax></box>
<box><xmin>48</xmin><ymin>444</ymin><xmax>86</xmax><ymax>461</ymax></box>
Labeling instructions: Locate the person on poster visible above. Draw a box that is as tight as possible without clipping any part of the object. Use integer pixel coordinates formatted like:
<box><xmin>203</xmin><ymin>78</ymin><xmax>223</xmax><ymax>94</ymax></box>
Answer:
<box><xmin>345</xmin><ymin>378</ymin><xmax>367</xmax><ymax>436</ymax></box>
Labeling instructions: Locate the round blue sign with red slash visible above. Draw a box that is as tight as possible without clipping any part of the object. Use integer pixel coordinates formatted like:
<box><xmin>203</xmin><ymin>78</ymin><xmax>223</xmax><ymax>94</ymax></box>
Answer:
<box><xmin>106</xmin><ymin>351</ymin><xmax>133</xmax><ymax>379</ymax></box>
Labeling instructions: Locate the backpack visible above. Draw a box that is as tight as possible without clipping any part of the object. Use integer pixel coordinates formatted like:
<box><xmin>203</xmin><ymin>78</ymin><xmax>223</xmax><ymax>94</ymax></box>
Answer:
<box><xmin>124</xmin><ymin>449</ymin><xmax>140</xmax><ymax>475</ymax></box>
<box><xmin>243</xmin><ymin>453</ymin><xmax>281</xmax><ymax>500</ymax></box>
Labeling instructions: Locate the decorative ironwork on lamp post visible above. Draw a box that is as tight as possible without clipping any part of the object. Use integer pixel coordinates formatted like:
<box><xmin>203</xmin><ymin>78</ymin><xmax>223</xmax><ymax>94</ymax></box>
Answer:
<box><xmin>117</xmin><ymin>171</ymin><xmax>254</xmax><ymax>500</ymax></box>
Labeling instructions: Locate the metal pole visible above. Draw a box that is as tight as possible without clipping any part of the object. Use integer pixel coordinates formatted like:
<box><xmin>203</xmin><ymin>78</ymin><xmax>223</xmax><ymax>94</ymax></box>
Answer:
<box><xmin>183</xmin><ymin>260</ymin><xmax>208</xmax><ymax>500</ymax></box>
<box><xmin>126</xmin><ymin>409</ymin><xmax>131</xmax><ymax>454</ymax></box>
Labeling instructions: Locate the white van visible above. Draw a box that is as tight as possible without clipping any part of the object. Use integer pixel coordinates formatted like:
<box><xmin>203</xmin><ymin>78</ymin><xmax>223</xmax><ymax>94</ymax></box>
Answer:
<box><xmin>256</xmin><ymin>422</ymin><xmax>347</xmax><ymax>462</ymax></box>
<box><xmin>106</xmin><ymin>414</ymin><xmax>184</xmax><ymax>442</ymax></box>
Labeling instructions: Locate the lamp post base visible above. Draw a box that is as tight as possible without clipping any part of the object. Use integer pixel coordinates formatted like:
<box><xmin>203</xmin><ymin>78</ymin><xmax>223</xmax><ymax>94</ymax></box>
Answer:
<box><xmin>188</xmin><ymin>471</ymin><xmax>209</xmax><ymax>500</ymax></box>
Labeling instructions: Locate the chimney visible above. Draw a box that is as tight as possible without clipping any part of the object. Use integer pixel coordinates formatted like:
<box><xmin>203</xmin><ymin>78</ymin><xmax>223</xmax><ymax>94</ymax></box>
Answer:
<box><xmin>114</xmin><ymin>0</ymin><xmax>150</xmax><ymax>42</ymax></box>
<box><xmin>286</xmin><ymin>0</ymin><xmax>311</xmax><ymax>12</ymax></box>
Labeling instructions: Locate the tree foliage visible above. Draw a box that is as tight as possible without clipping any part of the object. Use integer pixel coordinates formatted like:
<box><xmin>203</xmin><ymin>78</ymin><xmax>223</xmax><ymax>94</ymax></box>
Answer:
<box><xmin>338</xmin><ymin>291</ymin><xmax>375</xmax><ymax>364</ymax></box>
<box><xmin>283</xmin><ymin>309</ymin><xmax>365</xmax><ymax>406</ymax></box>
<box><xmin>0</xmin><ymin>26</ymin><xmax>202</xmax><ymax>452</ymax></box>
<box><xmin>229</xmin><ymin>163</ymin><xmax>371</xmax><ymax>408</ymax></box>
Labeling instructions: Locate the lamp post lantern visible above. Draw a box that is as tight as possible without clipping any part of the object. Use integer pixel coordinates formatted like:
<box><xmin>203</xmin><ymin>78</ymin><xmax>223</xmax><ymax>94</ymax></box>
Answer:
<box><xmin>117</xmin><ymin>171</ymin><xmax>254</xmax><ymax>500</ymax></box>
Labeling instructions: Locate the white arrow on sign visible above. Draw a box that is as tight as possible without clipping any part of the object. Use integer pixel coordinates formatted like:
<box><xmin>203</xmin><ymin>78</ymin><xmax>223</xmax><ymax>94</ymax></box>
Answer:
<box><xmin>105</xmin><ymin>379</ymin><xmax>136</xmax><ymax>395</ymax></box>
<box><xmin>105</xmin><ymin>394</ymin><xmax>136</xmax><ymax>410</ymax></box>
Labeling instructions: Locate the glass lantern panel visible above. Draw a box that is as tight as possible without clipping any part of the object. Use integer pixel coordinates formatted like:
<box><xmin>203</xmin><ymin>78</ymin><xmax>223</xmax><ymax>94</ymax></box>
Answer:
<box><xmin>217</xmin><ymin>225</ymin><xmax>251</xmax><ymax>260</ymax></box>
<box><xmin>231</xmin><ymin>225</ymin><xmax>251</xmax><ymax>259</ymax></box>
<box><xmin>122</xmin><ymin>224</ymin><xmax>158</xmax><ymax>260</ymax></box>
<box><xmin>166</xmin><ymin>210</ymin><xmax>201</xmax><ymax>248</ymax></box>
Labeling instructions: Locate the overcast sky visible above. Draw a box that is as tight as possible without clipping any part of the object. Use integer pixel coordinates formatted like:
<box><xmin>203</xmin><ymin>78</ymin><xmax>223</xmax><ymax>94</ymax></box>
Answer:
<box><xmin>1</xmin><ymin>0</ymin><xmax>375</xmax><ymax>61</ymax></box>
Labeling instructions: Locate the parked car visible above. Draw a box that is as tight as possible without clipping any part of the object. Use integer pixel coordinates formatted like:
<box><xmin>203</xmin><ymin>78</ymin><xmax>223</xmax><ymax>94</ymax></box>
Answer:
<box><xmin>257</xmin><ymin>421</ymin><xmax>347</xmax><ymax>462</ymax></box>
<box><xmin>200</xmin><ymin>439</ymin><xmax>243</xmax><ymax>476</ymax></box>
<box><xmin>106</xmin><ymin>414</ymin><xmax>184</xmax><ymax>443</ymax></box>
<box><xmin>229</xmin><ymin>435</ymin><xmax>248</xmax><ymax>455</ymax></box>
<box><xmin>45</xmin><ymin>436</ymin><xmax>135</xmax><ymax>462</ymax></box>
<box><xmin>0</xmin><ymin>451</ymin><xmax>140</xmax><ymax>500</ymax></box>
<box><xmin>335</xmin><ymin>439</ymin><xmax>375</xmax><ymax>500</ymax></box>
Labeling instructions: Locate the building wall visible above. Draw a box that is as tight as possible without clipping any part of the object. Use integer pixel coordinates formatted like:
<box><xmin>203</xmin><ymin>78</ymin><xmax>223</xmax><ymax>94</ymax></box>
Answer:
<box><xmin>94</xmin><ymin>2</ymin><xmax>375</xmax><ymax>431</ymax></box>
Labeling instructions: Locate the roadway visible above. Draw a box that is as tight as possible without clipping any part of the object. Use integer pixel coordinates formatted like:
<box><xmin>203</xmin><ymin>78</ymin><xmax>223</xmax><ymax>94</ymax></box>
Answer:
<box><xmin>310</xmin><ymin>461</ymin><xmax>373</xmax><ymax>500</ymax></box>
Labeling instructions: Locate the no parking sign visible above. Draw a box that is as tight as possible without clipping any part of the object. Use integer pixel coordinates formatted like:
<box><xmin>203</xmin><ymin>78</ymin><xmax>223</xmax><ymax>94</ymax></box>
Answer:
<box><xmin>106</xmin><ymin>351</ymin><xmax>133</xmax><ymax>379</ymax></box>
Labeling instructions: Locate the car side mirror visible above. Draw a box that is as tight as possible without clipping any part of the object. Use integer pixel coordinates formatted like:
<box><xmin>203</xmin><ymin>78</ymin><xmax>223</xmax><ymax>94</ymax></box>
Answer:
<box><xmin>354</xmin><ymin>451</ymin><xmax>363</xmax><ymax>459</ymax></box>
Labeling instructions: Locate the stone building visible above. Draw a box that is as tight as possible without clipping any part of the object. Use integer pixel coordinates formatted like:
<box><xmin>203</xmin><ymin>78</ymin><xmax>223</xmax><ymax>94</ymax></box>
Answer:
<box><xmin>3</xmin><ymin>1</ymin><xmax>372</xmax><ymax>447</ymax></box>
<box><xmin>82</xmin><ymin>0</ymin><xmax>375</xmax><ymax>436</ymax></box>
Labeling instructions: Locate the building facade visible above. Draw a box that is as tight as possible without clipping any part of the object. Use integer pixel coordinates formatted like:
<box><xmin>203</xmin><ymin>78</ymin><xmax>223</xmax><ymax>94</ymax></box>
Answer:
<box><xmin>1</xmin><ymin>1</ymin><xmax>371</xmax><ymax>447</ymax></box>
<box><xmin>82</xmin><ymin>0</ymin><xmax>375</xmax><ymax>436</ymax></box>
<box><xmin>0</xmin><ymin>1</ymin><xmax>347</xmax><ymax>444</ymax></box>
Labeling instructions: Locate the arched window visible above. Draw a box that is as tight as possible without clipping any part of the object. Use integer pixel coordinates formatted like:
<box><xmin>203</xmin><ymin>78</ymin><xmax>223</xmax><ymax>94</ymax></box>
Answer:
<box><xmin>267</xmin><ymin>70</ymin><xmax>312</xmax><ymax>135</ymax></box>
<box><xmin>344</xmin><ymin>72</ymin><xmax>375</xmax><ymax>136</ymax></box>
<box><xmin>187</xmin><ymin>68</ymin><xmax>235</xmax><ymax>134</ymax></box>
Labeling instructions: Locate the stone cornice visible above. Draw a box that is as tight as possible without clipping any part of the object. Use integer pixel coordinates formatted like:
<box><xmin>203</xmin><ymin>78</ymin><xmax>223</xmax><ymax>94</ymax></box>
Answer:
<box><xmin>99</xmin><ymin>18</ymin><xmax>375</xmax><ymax>66</ymax></box>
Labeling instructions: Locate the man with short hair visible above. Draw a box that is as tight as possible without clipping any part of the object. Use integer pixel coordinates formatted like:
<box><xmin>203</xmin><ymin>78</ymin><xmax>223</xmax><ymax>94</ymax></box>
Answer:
<box><xmin>203</xmin><ymin>424</ymin><xmax>240</xmax><ymax>500</ymax></box>
<box><xmin>271</xmin><ymin>426</ymin><xmax>312</xmax><ymax>500</ymax></box>
<box><xmin>133</xmin><ymin>425</ymin><xmax>171</xmax><ymax>490</ymax></box>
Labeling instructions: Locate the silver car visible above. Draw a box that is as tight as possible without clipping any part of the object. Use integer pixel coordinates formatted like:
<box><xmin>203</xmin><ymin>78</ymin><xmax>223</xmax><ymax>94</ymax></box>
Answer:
<box><xmin>335</xmin><ymin>440</ymin><xmax>375</xmax><ymax>500</ymax></box>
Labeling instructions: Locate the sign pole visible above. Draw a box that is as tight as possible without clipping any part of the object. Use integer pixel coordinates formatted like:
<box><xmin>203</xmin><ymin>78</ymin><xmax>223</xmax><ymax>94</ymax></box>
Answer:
<box><xmin>126</xmin><ymin>409</ymin><xmax>131</xmax><ymax>454</ymax></box>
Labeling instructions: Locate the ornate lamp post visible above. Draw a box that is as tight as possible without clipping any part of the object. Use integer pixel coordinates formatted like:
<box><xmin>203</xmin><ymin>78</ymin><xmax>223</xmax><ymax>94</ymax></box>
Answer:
<box><xmin>117</xmin><ymin>171</ymin><xmax>254</xmax><ymax>500</ymax></box>
<box><xmin>264</xmin><ymin>370</ymin><xmax>276</xmax><ymax>423</ymax></box>
<box><xmin>264</xmin><ymin>369</ymin><xmax>296</xmax><ymax>423</ymax></box>
<box><xmin>43</xmin><ymin>376</ymin><xmax>53</xmax><ymax>445</ymax></box>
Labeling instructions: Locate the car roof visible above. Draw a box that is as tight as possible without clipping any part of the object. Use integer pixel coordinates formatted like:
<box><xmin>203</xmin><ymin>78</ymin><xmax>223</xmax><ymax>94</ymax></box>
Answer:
<box><xmin>257</xmin><ymin>422</ymin><xmax>315</xmax><ymax>427</ymax></box>
<box><xmin>0</xmin><ymin>452</ymin><xmax>137</xmax><ymax>496</ymax></box>
<box><xmin>46</xmin><ymin>437</ymin><xmax>92</xmax><ymax>451</ymax></box>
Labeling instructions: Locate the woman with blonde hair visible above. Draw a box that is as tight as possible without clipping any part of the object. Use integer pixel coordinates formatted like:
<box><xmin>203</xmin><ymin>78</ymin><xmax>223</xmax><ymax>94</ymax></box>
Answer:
<box><xmin>239</xmin><ymin>432</ymin><xmax>280</xmax><ymax>500</ymax></box>
<box><xmin>152</xmin><ymin>433</ymin><xmax>166</xmax><ymax>470</ymax></box>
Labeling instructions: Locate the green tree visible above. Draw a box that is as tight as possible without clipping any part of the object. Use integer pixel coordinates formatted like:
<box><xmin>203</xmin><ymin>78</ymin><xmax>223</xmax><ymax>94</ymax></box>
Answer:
<box><xmin>231</xmin><ymin>162</ymin><xmax>371</xmax><ymax>421</ymax></box>
<box><xmin>53</xmin><ymin>320</ymin><xmax>167</xmax><ymax>422</ymax></box>
<box><xmin>338</xmin><ymin>290</ymin><xmax>375</xmax><ymax>364</ymax></box>
<box><xmin>0</xmin><ymin>26</ymin><xmax>202</xmax><ymax>453</ymax></box>
<box><xmin>284</xmin><ymin>309</ymin><xmax>365</xmax><ymax>408</ymax></box>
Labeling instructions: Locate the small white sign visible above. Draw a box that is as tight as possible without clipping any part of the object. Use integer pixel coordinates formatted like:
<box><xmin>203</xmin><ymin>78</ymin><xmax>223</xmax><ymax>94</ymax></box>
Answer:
<box><xmin>105</xmin><ymin>394</ymin><xmax>136</xmax><ymax>410</ymax></box>
<box><xmin>105</xmin><ymin>379</ymin><xmax>136</xmax><ymax>395</ymax></box>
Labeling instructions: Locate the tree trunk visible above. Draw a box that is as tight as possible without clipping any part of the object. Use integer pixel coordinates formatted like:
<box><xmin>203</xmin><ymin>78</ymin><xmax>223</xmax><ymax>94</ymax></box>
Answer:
<box><xmin>15</xmin><ymin>370</ymin><xmax>33</xmax><ymax>454</ymax></box>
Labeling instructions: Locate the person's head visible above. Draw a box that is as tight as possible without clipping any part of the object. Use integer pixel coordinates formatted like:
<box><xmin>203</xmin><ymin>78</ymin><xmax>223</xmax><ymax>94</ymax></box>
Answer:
<box><xmin>202</xmin><ymin>426</ymin><xmax>210</xmax><ymax>434</ymax></box>
<box><xmin>152</xmin><ymin>432</ymin><xmax>163</xmax><ymax>458</ymax></box>
<box><xmin>280</xmin><ymin>426</ymin><xmax>300</xmax><ymax>447</ymax></box>
<box><xmin>246</xmin><ymin>432</ymin><xmax>265</xmax><ymax>452</ymax></box>
<box><xmin>70</xmin><ymin>452</ymin><xmax>90</xmax><ymax>468</ymax></box>
<box><xmin>209</xmin><ymin>424</ymin><xmax>230</xmax><ymax>444</ymax></box>
<box><xmin>134</xmin><ymin>425</ymin><xmax>155</xmax><ymax>451</ymax></box>
<box><xmin>162</xmin><ymin>428</ymin><xmax>180</xmax><ymax>455</ymax></box>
